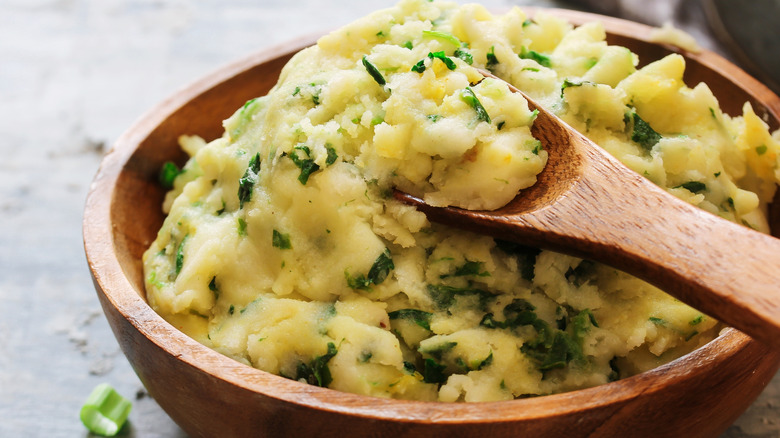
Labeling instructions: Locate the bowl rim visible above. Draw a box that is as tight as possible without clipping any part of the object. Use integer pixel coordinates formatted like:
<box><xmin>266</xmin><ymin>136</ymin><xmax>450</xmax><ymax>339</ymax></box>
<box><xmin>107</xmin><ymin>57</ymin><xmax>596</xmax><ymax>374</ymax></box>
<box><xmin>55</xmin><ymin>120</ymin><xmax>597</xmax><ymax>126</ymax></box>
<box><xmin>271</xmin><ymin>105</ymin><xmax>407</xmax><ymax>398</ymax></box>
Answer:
<box><xmin>83</xmin><ymin>6</ymin><xmax>780</xmax><ymax>425</ymax></box>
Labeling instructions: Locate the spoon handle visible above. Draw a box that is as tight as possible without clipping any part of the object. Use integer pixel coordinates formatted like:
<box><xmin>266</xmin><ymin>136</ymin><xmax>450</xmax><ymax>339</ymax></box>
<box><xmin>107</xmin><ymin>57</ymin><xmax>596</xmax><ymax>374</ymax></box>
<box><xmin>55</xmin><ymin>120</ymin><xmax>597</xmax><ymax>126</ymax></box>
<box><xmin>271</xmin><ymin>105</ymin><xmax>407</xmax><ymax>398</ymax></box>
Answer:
<box><xmin>541</xmin><ymin>144</ymin><xmax>780</xmax><ymax>345</ymax></box>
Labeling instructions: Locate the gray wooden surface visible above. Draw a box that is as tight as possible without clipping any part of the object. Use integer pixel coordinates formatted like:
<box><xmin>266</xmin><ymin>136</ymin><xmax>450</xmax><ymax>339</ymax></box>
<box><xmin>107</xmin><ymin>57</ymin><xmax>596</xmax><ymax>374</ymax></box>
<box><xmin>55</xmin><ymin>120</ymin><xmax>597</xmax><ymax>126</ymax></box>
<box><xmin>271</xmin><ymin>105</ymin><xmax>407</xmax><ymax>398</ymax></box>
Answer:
<box><xmin>1</xmin><ymin>0</ymin><xmax>777</xmax><ymax>436</ymax></box>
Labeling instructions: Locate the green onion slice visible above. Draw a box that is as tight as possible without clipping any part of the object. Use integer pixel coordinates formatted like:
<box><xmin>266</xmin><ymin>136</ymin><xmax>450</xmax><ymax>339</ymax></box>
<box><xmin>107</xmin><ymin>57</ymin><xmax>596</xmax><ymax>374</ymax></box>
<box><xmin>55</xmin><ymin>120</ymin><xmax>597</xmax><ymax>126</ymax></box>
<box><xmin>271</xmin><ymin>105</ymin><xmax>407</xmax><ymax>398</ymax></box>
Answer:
<box><xmin>421</xmin><ymin>30</ymin><xmax>462</xmax><ymax>47</ymax></box>
<box><xmin>460</xmin><ymin>87</ymin><xmax>491</xmax><ymax>124</ymax></box>
<box><xmin>428</xmin><ymin>51</ymin><xmax>457</xmax><ymax>70</ymax></box>
<box><xmin>80</xmin><ymin>383</ymin><xmax>132</xmax><ymax>436</ymax></box>
<box><xmin>362</xmin><ymin>55</ymin><xmax>386</xmax><ymax>86</ymax></box>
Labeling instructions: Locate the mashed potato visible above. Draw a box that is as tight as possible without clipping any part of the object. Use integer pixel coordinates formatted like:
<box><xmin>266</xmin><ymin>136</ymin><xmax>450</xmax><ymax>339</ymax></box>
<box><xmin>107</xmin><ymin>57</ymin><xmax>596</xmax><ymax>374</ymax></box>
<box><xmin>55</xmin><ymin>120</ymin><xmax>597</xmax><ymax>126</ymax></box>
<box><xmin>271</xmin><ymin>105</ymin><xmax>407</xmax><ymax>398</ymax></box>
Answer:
<box><xmin>143</xmin><ymin>0</ymin><xmax>780</xmax><ymax>402</ymax></box>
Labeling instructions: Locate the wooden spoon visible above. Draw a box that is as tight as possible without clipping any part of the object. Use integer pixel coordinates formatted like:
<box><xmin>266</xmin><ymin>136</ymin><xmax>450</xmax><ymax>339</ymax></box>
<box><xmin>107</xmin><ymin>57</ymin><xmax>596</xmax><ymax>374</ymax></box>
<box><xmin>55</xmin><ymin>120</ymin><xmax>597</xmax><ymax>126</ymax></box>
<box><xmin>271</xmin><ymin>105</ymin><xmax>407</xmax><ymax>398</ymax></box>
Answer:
<box><xmin>396</xmin><ymin>72</ymin><xmax>780</xmax><ymax>348</ymax></box>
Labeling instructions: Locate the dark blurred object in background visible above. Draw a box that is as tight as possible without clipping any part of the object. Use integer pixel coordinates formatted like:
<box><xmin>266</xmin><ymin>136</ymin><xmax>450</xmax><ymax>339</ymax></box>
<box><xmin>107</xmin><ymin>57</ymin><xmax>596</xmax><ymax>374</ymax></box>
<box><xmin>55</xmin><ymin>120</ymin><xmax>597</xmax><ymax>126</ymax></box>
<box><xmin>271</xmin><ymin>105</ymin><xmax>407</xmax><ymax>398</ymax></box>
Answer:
<box><xmin>703</xmin><ymin>0</ymin><xmax>780</xmax><ymax>95</ymax></box>
<box><xmin>566</xmin><ymin>0</ymin><xmax>780</xmax><ymax>95</ymax></box>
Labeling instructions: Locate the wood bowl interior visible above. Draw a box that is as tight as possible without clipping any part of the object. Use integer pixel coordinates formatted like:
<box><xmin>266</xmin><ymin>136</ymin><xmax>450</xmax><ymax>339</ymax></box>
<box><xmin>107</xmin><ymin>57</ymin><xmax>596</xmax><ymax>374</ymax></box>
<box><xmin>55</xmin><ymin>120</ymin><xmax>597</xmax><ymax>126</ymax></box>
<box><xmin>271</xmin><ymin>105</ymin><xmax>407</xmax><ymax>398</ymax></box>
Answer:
<box><xmin>83</xmin><ymin>9</ymin><xmax>780</xmax><ymax>438</ymax></box>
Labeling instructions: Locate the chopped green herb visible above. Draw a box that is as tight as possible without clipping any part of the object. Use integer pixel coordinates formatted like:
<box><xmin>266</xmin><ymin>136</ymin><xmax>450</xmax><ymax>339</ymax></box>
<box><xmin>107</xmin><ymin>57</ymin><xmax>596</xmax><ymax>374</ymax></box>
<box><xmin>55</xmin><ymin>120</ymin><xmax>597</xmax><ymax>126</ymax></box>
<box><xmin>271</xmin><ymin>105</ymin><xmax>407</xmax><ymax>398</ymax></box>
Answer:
<box><xmin>311</xmin><ymin>86</ymin><xmax>321</xmax><ymax>105</ymax></box>
<box><xmin>676</xmin><ymin>181</ymin><xmax>707</xmax><ymax>193</ymax></box>
<box><xmin>228</xmin><ymin>304</ymin><xmax>235</xmax><ymax>315</ymax></box>
<box><xmin>494</xmin><ymin>239</ymin><xmax>540</xmax><ymax>281</ymax></box>
<box><xmin>411</xmin><ymin>59</ymin><xmax>427</xmax><ymax>73</ymax></box>
<box><xmin>756</xmin><ymin>144</ymin><xmax>768</xmax><ymax>155</ymax></box>
<box><xmin>420</xmin><ymin>341</ymin><xmax>457</xmax><ymax>361</ymax></box>
<box><xmin>427</xmin><ymin>114</ymin><xmax>442</xmax><ymax>123</ymax></box>
<box><xmin>359</xmin><ymin>351</ymin><xmax>373</xmax><ymax>363</ymax></box>
<box><xmin>427</xmin><ymin>283</ymin><xmax>495</xmax><ymax>311</ymax></box>
<box><xmin>452</xmin><ymin>260</ymin><xmax>490</xmax><ymax>277</ymax></box>
<box><xmin>371</xmin><ymin>114</ymin><xmax>385</xmax><ymax>125</ymax></box>
<box><xmin>460</xmin><ymin>87</ymin><xmax>491</xmax><ymax>124</ymax></box>
<box><xmin>325</xmin><ymin>145</ymin><xmax>338</xmax><ymax>165</ymax></box>
<box><xmin>241</xmin><ymin>300</ymin><xmax>262</xmax><ymax>315</ymax></box>
<box><xmin>216</xmin><ymin>199</ymin><xmax>226</xmax><ymax>215</ymax></box>
<box><xmin>189</xmin><ymin>309</ymin><xmax>208</xmax><ymax>319</ymax></box>
<box><xmin>208</xmin><ymin>276</ymin><xmax>219</xmax><ymax>300</ymax></box>
<box><xmin>585</xmin><ymin>57</ymin><xmax>599</xmax><ymax>69</ymax></box>
<box><xmin>522</xmin><ymin>18</ymin><xmax>535</xmax><ymax>27</ymax></box>
<box><xmin>388</xmin><ymin>308</ymin><xmax>433</xmax><ymax>330</ymax></box>
<box><xmin>422</xmin><ymin>358</ymin><xmax>447</xmax><ymax>384</ymax></box>
<box><xmin>714</xmin><ymin>171</ymin><xmax>721</xmax><ymax>178</ymax></box>
<box><xmin>175</xmin><ymin>234</ymin><xmax>189</xmax><ymax>276</ymax></box>
<box><xmin>376</xmin><ymin>30</ymin><xmax>386</xmax><ymax>38</ymax></box>
<box><xmin>367</xmin><ymin>248</ymin><xmax>394</xmax><ymax>285</ymax></box>
<box><xmin>522</xmin><ymin>67</ymin><xmax>540</xmax><ymax>72</ymax></box>
<box><xmin>272</xmin><ymin>229</ymin><xmax>292</xmax><ymax>249</ymax></box>
<box><xmin>147</xmin><ymin>271</ymin><xmax>164</xmax><ymax>289</ymax></box>
<box><xmin>238</xmin><ymin>152</ymin><xmax>261</xmax><ymax>208</ymax></box>
<box><xmin>289</xmin><ymin>145</ymin><xmax>320</xmax><ymax>185</ymax></box>
<box><xmin>537</xmin><ymin>331</ymin><xmax>580</xmax><ymax>370</ymax></box>
<box><xmin>346</xmin><ymin>271</ymin><xmax>371</xmax><ymax>290</ymax></box>
<box><xmin>690</xmin><ymin>315</ymin><xmax>704</xmax><ymax>326</ymax></box>
<box><xmin>474</xmin><ymin>351</ymin><xmax>493</xmax><ymax>370</ymax></box>
<box><xmin>496</xmin><ymin>121</ymin><xmax>505</xmax><ymax>130</ymax></box>
<box><xmin>630</xmin><ymin>111</ymin><xmax>662</xmax><ymax>151</ymax></box>
<box><xmin>572</xmin><ymin>309</ymin><xmax>598</xmax><ymax>340</ymax></box>
<box><xmin>237</xmin><ymin>217</ymin><xmax>247</xmax><ymax>236</ymax></box>
<box><xmin>560</xmin><ymin>78</ymin><xmax>589</xmax><ymax>98</ymax></box>
<box><xmin>294</xmin><ymin>342</ymin><xmax>338</xmax><ymax>387</ymax></box>
<box><xmin>242</xmin><ymin>97</ymin><xmax>257</xmax><ymax>110</ymax></box>
<box><xmin>727</xmin><ymin>197</ymin><xmax>735</xmax><ymax>209</ymax></box>
<box><xmin>159</xmin><ymin>161</ymin><xmax>182</xmax><ymax>189</ymax></box>
<box><xmin>402</xmin><ymin>41</ymin><xmax>413</xmax><ymax>50</ymax></box>
<box><xmin>480</xmin><ymin>298</ymin><xmax>539</xmax><ymax>330</ymax></box>
<box><xmin>453</xmin><ymin>48</ymin><xmax>473</xmax><ymax>65</ymax></box>
<box><xmin>649</xmin><ymin>317</ymin><xmax>666</xmax><ymax>326</ymax></box>
<box><xmin>519</xmin><ymin>46</ymin><xmax>551</xmax><ymax>67</ymax></box>
<box><xmin>346</xmin><ymin>248</ymin><xmax>394</xmax><ymax>290</ymax></box>
<box><xmin>427</xmin><ymin>51</ymin><xmax>457</xmax><ymax>70</ymax></box>
<box><xmin>231</xmin><ymin>97</ymin><xmax>262</xmax><ymax>138</ymax></box>
<box><xmin>520</xmin><ymin>326</ymin><xmax>583</xmax><ymax>372</ymax></box>
<box><xmin>486</xmin><ymin>45</ymin><xmax>498</xmax><ymax>70</ymax></box>
<box><xmin>362</xmin><ymin>55</ymin><xmax>386</xmax><ymax>86</ymax></box>
<box><xmin>564</xmin><ymin>260</ymin><xmax>597</xmax><ymax>287</ymax></box>
<box><xmin>530</xmin><ymin>139</ymin><xmax>543</xmax><ymax>155</ymax></box>
<box><xmin>422</xmin><ymin>30</ymin><xmax>461</xmax><ymax>47</ymax></box>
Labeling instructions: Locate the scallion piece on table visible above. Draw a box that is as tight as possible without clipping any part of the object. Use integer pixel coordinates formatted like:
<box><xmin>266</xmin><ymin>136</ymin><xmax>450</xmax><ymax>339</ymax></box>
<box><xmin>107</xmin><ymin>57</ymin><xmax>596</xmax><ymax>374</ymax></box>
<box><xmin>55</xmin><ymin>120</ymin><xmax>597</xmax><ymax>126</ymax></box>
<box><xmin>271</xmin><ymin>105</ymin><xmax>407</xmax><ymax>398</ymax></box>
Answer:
<box><xmin>80</xmin><ymin>383</ymin><xmax>132</xmax><ymax>436</ymax></box>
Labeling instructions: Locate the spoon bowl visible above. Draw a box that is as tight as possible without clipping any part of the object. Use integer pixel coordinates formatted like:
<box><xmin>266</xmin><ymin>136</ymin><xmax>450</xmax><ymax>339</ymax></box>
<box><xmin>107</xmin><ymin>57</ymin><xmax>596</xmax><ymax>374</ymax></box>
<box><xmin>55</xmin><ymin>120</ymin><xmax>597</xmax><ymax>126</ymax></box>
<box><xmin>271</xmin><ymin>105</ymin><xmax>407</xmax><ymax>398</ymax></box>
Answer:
<box><xmin>397</xmin><ymin>71</ymin><xmax>780</xmax><ymax>348</ymax></box>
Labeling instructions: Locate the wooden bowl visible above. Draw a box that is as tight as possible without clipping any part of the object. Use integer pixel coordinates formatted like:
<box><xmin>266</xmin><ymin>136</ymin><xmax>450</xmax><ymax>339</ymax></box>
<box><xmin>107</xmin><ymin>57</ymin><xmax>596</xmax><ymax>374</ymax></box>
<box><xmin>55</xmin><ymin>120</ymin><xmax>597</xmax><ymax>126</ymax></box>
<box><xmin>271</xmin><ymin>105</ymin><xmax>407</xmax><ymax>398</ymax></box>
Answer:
<box><xmin>83</xmin><ymin>8</ymin><xmax>780</xmax><ymax>438</ymax></box>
